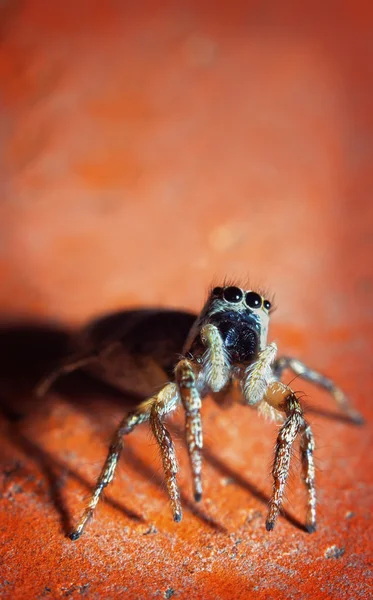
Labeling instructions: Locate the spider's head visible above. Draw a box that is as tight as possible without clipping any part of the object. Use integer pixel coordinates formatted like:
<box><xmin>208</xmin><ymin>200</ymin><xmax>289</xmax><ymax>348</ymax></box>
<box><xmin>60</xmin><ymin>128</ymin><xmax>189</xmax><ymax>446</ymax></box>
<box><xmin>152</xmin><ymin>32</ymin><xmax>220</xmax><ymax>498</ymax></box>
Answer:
<box><xmin>205</xmin><ymin>285</ymin><xmax>272</xmax><ymax>360</ymax></box>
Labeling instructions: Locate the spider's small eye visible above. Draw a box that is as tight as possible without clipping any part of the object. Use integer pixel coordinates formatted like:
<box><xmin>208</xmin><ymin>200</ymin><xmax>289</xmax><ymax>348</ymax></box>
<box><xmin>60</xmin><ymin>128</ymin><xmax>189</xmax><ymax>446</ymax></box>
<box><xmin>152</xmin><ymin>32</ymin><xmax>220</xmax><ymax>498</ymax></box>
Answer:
<box><xmin>223</xmin><ymin>286</ymin><xmax>243</xmax><ymax>303</ymax></box>
<box><xmin>245</xmin><ymin>291</ymin><xmax>262</xmax><ymax>309</ymax></box>
<box><xmin>212</xmin><ymin>286</ymin><xmax>223</xmax><ymax>296</ymax></box>
<box><xmin>263</xmin><ymin>299</ymin><xmax>272</xmax><ymax>311</ymax></box>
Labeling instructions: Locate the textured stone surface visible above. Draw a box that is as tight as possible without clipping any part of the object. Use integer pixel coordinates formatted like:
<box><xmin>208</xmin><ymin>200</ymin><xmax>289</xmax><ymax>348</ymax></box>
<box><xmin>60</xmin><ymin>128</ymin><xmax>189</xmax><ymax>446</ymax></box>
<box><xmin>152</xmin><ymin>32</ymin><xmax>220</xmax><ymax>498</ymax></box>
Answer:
<box><xmin>0</xmin><ymin>2</ymin><xmax>372</xmax><ymax>599</ymax></box>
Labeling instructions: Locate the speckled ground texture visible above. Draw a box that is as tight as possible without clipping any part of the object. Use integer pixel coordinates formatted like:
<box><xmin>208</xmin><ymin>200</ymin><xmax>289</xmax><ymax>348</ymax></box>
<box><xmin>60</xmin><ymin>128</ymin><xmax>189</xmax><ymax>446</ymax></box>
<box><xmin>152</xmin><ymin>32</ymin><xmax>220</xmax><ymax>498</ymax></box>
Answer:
<box><xmin>1</xmin><ymin>2</ymin><xmax>373</xmax><ymax>599</ymax></box>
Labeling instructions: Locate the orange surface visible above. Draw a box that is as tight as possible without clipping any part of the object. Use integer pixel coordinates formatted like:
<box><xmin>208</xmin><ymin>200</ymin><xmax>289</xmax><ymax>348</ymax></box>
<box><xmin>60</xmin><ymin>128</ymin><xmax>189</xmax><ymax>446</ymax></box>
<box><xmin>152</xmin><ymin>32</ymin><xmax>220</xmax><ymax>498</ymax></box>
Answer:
<box><xmin>1</xmin><ymin>2</ymin><xmax>373</xmax><ymax>599</ymax></box>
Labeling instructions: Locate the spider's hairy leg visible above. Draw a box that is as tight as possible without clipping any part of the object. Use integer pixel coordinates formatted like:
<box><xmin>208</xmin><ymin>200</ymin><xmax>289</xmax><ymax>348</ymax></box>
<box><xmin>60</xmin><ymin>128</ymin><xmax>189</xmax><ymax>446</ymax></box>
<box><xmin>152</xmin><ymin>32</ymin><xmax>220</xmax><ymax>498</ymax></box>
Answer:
<box><xmin>35</xmin><ymin>341</ymin><xmax>126</xmax><ymax>398</ymax></box>
<box><xmin>69</xmin><ymin>409</ymin><xmax>148</xmax><ymax>540</ymax></box>
<box><xmin>264</xmin><ymin>381</ymin><xmax>316</xmax><ymax>532</ymax></box>
<box><xmin>69</xmin><ymin>383</ymin><xmax>180</xmax><ymax>540</ymax></box>
<box><xmin>149</xmin><ymin>384</ymin><xmax>183</xmax><ymax>522</ymax></box>
<box><xmin>35</xmin><ymin>353</ymin><xmax>98</xmax><ymax>398</ymax></box>
<box><xmin>300</xmin><ymin>423</ymin><xmax>316</xmax><ymax>532</ymax></box>
<box><xmin>273</xmin><ymin>356</ymin><xmax>364</xmax><ymax>424</ymax></box>
<box><xmin>175</xmin><ymin>359</ymin><xmax>203</xmax><ymax>502</ymax></box>
<box><xmin>242</xmin><ymin>342</ymin><xmax>278</xmax><ymax>405</ymax></box>
<box><xmin>200</xmin><ymin>323</ymin><xmax>231</xmax><ymax>392</ymax></box>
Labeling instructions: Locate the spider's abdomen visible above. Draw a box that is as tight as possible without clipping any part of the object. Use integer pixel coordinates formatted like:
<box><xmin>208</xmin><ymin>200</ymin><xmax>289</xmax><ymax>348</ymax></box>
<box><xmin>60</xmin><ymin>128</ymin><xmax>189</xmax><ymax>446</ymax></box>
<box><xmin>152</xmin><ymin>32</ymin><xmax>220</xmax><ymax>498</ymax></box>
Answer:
<box><xmin>209</xmin><ymin>310</ymin><xmax>260</xmax><ymax>363</ymax></box>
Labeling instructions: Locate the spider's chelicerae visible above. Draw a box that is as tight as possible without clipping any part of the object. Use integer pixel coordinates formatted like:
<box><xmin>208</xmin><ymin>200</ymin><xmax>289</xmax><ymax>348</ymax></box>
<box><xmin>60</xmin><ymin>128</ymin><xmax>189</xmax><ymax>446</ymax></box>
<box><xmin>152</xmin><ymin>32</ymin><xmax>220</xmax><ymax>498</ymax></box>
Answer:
<box><xmin>37</xmin><ymin>284</ymin><xmax>363</xmax><ymax>540</ymax></box>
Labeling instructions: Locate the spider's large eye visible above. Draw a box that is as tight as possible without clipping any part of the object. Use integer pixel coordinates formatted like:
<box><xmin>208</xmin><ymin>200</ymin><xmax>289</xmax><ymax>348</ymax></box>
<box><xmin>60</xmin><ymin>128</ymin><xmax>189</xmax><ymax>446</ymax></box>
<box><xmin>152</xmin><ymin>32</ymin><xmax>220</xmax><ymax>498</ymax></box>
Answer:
<box><xmin>245</xmin><ymin>291</ymin><xmax>262</xmax><ymax>309</ymax></box>
<box><xmin>223</xmin><ymin>286</ymin><xmax>243</xmax><ymax>303</ymax></box>
<box><xmin>263</xmin><ymin>299</ymin><xmax>272</xmax><ymax>311</ymax></box>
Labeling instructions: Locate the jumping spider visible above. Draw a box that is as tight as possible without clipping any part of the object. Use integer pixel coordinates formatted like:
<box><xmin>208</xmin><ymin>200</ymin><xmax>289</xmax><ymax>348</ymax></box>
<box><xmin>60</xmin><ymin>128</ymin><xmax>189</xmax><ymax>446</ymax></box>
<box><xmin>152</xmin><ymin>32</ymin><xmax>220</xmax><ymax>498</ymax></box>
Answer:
<box><xmin>37</xmin><ymin>284</ymin><xmax>363</xmax><ymax>539</ymax></box>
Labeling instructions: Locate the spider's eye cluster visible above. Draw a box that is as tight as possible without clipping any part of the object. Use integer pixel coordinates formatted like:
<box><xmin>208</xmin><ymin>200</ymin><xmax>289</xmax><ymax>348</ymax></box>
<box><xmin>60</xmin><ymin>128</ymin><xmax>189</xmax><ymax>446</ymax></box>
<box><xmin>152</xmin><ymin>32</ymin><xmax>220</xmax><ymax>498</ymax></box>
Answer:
<box><xmin>212</xmin><ymin>286</ymin><xmax>272</xmax><ymax>311</ymax></box>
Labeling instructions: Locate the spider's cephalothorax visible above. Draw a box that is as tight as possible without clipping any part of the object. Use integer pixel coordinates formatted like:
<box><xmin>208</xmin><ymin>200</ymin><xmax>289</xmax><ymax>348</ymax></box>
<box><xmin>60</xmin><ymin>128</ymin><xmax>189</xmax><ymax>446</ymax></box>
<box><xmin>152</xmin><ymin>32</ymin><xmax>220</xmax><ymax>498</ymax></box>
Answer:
<box><xmin>37</xmin><ymin>284</ymin><xmax>363</xmax><ymax>540</ymax></box>
<box><xmin>186</xmin><ymin>285</ymin><xmax>270</xmax><ymax>367</ymax></box>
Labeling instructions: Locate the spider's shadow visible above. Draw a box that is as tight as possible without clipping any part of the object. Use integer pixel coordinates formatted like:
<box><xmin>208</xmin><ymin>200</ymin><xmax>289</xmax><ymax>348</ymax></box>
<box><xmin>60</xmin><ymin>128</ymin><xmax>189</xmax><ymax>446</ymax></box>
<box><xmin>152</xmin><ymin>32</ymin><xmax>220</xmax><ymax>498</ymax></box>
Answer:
<box><xmin>0</xmin><ymin>309</ymin><xmax>229</xmax><ymax>535</ymax></box>
<box><xmin>0</xmin><ymin>308</ymin><xmax>356</xmax><ymax>537</ymax></box>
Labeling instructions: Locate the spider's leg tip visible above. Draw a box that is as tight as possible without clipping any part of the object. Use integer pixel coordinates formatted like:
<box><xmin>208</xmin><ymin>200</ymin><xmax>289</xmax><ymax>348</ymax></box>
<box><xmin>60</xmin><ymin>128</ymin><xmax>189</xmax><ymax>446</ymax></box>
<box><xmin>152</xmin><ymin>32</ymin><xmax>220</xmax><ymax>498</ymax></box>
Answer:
<box><xmin>194</xmin><ymin>492</ymin><xmax>202</xmax><ymax>502</ymax></box>
<box><xmin>351</xmin><ymin>413</ymin><xmax>365</xmax><ymax>426</ymax></box>
<box><xmin>306</xmin><ymin>523</ymin><xmax>317</xmax><ymax>534</ymax></box>
<box><xmin>173</xmin><ymin>511</ymin><xmax>182</xmax><ymax>523</ymax></box>
<box><xmin>68</xmin><ymin>530</ymin><xmax>82</xmax><ymax>541</ymax></box>
<box><xmin>265</xmin><ymin>521</ymin><xmax>275</xmax><ymax>532</ymax></box>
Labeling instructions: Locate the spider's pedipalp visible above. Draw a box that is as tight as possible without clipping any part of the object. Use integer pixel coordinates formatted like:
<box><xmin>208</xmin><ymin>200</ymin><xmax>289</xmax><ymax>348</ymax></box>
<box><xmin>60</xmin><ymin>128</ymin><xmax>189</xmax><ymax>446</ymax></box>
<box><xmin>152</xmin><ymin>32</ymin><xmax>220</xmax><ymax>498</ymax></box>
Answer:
<box><xmin>175</xmin><ymin>359</ymin><xmax>203</xmax><ymax>502</ymax></box>
<box><xmin>242</xmin><ymin>342</ymin><xmax>277</xmax><ymax>405</ymax></box>
<box><xmin>200</xmin><ymin>323</ymin><xmax>231</xmax><ymax>392</ymax></box>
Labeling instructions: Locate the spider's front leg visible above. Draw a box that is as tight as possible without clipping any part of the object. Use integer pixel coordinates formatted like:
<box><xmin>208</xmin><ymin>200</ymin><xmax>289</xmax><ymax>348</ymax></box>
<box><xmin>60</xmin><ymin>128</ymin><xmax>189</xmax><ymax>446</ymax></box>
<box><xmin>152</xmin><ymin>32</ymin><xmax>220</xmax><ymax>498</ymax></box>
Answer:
<box><xmin>265</xmin><ymin>381</ymin><xmax>316</xmax><ymax>533</ymax></box>
<box><xmin>177</xmin><ymin>324</ymin><xmax>231</xmax><ymax>502</ymax></box>
<box><xmin>241</xmin><ymin>344</ymin><xmax>316</xmax><ymax>532</ymax></box>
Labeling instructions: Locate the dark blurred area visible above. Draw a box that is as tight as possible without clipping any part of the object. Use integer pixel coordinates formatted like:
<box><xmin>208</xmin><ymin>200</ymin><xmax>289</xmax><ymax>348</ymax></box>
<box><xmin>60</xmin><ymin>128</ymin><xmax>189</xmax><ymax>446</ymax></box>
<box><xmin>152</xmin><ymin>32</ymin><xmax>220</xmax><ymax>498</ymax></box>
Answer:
<box><xmin>0</xmin><ymin>309</ymin><xmax>196</xmax><ymax>421</ymax></box>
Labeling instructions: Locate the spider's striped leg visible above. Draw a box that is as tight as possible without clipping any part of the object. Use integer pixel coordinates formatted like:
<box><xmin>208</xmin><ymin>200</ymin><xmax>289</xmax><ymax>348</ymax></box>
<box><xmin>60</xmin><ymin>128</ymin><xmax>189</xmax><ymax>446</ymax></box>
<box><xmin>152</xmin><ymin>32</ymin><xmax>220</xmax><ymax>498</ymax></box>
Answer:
<box><xmin>69</xmin><ymin>409</ymin><xmax>147</xmax><ymax>540</ymax></box>
<box><xmin>273</xmin><ymin>356</ymin><xmax>363</xmax><ymax>424</ymax></box>
<box><xmin>177</xmin><ymin>324</ymin><xmax>231</xmax><ymax>501</ymax></box>
<box><xmin>265</xmin><ymin>382</ymin><xmax>316</xmax><ymax>532</ymax></box>
<box><xmin>300</xmin><ymin>422</ymin><xmax>316</xmax><ymax>532</ymax></box>
<box><xmin>175</xmin><ymin>359</ymin><xmax>203</xmax><ymax>502</ymax></box>
<box><xmin>149</xmin><ymin>384</ymin><xmax>183</xmax><ymax>522</ymax></box>
<box><xmin>69</xmin><ymin>382</ymin><xmax>180</xmax><ymax>540</ymax></box>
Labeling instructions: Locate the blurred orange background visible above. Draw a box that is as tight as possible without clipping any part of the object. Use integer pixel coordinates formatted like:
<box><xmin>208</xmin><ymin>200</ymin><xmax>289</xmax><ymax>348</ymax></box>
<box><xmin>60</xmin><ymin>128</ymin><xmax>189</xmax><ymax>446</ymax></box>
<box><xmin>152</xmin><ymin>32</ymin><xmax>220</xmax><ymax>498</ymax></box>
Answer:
<box><xmin>0</xmin><ymin>2</ymin><xmax>372</xmax><ymax>599</ymax></box>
